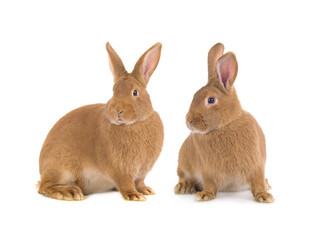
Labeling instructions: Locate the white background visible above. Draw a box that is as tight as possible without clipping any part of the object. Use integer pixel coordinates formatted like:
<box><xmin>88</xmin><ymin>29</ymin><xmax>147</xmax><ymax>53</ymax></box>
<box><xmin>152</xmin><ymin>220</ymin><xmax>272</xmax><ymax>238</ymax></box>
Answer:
<box><xmin>1</xmin><ymin>0</ymin><xmax>318</xmax><ymax>239</ymax></box>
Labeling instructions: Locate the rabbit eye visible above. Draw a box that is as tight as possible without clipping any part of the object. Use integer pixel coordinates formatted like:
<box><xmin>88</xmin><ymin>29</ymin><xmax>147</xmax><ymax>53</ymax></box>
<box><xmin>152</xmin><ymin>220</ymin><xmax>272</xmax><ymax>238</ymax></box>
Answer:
<box><xmin>133</xmin><ymin>90</ymin><xmax>138</xmax><ymax>97</ymax></box>
<box><xmin>207</xmin><ymin>97</ymin><xmax>216</xmax><ymax>104</ymax></box>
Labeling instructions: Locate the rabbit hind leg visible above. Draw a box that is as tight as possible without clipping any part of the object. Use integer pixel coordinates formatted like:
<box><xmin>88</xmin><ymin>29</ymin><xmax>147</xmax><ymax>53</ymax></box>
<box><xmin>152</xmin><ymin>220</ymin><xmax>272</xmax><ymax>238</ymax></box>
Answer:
<box><xmin>38</xmin><ymin>167</ymin><xmax>85</xmax><ymax>201</ymax></box>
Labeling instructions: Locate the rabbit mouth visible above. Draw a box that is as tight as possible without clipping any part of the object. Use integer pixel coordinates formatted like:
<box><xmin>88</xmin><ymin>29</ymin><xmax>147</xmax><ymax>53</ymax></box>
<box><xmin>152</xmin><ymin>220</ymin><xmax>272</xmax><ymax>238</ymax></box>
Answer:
<box><xmin>187</xmin><ymin>123</ymin><xmax>195</xmax><ymax>131</ymax></box>
<box><xmin>188</xmin><ymin>123</ymin><xmax>202</xmax><ymax>134</ymax></box>
<box><xmin>113</xmin><ymin>116</ymin><xmax>136</xmax><ymax>125</ymax></box>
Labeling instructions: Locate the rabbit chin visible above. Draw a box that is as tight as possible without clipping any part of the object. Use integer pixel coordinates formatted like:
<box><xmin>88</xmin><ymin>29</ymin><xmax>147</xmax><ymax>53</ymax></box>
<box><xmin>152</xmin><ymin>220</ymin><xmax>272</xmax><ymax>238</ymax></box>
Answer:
<box><xmin>191</xmin><ymin>129</ymin><xmax>210</xmax><ymax>135</ymax></box>
<box><xmin>187</xmin><ymin>125</ymin><xmax>209</xmax><ymax>135</ymax></box>
<box><xmin>188</xmin><ymin>125</ymin><xmax>219</xmax><ymax>135</ymax></box>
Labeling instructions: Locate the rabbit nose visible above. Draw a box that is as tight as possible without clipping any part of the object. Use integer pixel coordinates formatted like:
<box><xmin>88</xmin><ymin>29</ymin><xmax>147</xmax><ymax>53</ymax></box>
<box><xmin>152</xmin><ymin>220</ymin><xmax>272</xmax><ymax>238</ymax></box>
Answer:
<box><xmin>186</xmin><ymin>114</ymin><xmax>193</xmax><ymax>124</ymax></box>
<box><xmin>117</xmin><ymin>110</ymin><xmax>124</xmax><ymax>121</ymax></box>
<box><xmin>117</xmin><ymin>111</ymin><xmax>123</xmax><ymax>118</ymax></box>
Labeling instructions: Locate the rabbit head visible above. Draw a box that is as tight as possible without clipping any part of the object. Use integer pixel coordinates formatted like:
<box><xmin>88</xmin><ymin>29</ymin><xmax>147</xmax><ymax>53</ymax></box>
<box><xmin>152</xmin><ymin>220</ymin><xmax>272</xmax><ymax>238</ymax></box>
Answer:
<box><xmin>105</xmin><ymin>42</ymin><xmax>162</xmax><ymax>125</ymax></box>
<box><xmin>186</xmin><ymin>43</ymin><xmax>243</xmax><ymax>134</ymax></box>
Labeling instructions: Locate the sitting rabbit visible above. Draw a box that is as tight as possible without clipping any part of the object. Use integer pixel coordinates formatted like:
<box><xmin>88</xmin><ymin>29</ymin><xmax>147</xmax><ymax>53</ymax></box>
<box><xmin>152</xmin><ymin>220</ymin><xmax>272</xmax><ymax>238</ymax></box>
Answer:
<box><xmin>174</xmin><ymin>43</ymin><xmax>274</xmax><ymax>203</ymax></box>
<box><xmin>38</xmin><ymin>43</ymin><xmax>164</xmax><ymax>201</ymax></box>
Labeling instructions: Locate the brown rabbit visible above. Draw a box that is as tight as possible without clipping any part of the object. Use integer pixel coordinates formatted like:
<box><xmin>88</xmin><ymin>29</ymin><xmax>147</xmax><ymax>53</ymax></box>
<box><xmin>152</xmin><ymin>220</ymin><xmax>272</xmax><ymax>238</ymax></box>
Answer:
<box><xmin>38</xmin><ymin>42</ymin><xmax>164</xmax><ymax>201</ymax></box>
<box><xmin>174</xmin><ymin>43</ymin><xmax>274</xmax><ymax>203</ymax></box>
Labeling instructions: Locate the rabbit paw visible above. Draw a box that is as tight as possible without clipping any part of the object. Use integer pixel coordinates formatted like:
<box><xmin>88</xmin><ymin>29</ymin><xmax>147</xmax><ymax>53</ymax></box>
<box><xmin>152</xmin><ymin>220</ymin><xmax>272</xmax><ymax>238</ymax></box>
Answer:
<box><xmin>123</xmin><ymin>191</ymin><xmax>147</xmax><ymax>201</ymax></box>
<box><xmin>195</xmin><ymin>190</ymin><xmax>216</xmax><ymax>201</ymax></box>
<box><xmin>174</xmin><ymin>180</ymin><xmax>196</xmax><ymax>194</ymax></box>
<box><xmin>40</xmin><ymin>185</ymin><xmax>86</xmax><ymax>201</ymax></box>
<box><xmin>254</xmin><ymin>191</ymin><xmax>274</xmax><ymax>203</ymax></box>
<box><xmin>137</xmin><ymin>186</ymin><xmax>156</xmax><ymax>195</ymax></box>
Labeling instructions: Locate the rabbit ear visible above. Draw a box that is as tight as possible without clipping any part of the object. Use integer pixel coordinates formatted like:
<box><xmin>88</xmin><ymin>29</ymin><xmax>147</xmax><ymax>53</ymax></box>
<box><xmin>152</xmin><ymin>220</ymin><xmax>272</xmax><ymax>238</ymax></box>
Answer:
<box><xmin>208</xmin><ymin>43</ymin><xmax>224</xmax><ymax>81</ymax></box>
<box><xmin>216</xmin><ymin>52</ymin><xmax>238</xmax><ymax>90</ymax></box>
<box><xmin>106</xmin><ymin>42</ymin><xmax>127</xmax><ymax>82</ymax></box>
<box><xmin>131</xmin><ymin>43</ymin><xmax>162</xmax><ymax>86</ymax></box>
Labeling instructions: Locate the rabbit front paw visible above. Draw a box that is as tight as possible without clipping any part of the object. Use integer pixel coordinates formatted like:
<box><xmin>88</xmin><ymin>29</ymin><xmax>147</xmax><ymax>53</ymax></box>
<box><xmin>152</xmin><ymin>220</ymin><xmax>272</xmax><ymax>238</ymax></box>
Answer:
<box><xmin>137</xmin><ymin>186</ymin><xmax>155</xmax><ymax>195</ymax></box>
<box><xmin>174</xmin><ymin>180</ymin><xmax>196</xmax><ymax>194</ymax></box>
<box><xmin>195</xmin><ymin>190</ymin><xmax>216</xmax><ymax>201</ymax></box>
<box><xmin>254</xmin><ymin>191</ymin><xmax>274</xmax><ymax>203</ymax></box>
<box><xmin>122</xmin><ymin>191</ymin><xmax>147</xmax><ymax>201</ymax></box>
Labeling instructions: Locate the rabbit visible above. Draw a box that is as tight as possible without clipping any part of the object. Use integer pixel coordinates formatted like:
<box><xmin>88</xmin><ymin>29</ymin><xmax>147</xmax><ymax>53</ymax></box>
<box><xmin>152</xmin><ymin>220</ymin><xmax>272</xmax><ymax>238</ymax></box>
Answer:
<box><xmin>37</xmin><ymin>42</ymin><xmax>164</xmax><ymax>201</ymax></box>
<box><xmin>174</xmin><ymin>43</ymin><xmax>274</xmax><ymax>203</ymax></box>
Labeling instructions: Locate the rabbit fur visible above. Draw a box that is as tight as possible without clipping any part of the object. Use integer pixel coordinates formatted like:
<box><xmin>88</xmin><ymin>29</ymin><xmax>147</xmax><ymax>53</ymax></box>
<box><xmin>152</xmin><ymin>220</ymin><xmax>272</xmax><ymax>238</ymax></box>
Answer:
<box><xmin>38</xmin><ymin>43</ymin><xmax>164</xmax><ymax>201</ymax></box>
<box><xmin>174</xmin><ymin>43</ymin><xmax>274</xmax><ymax>203</ymax></box>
